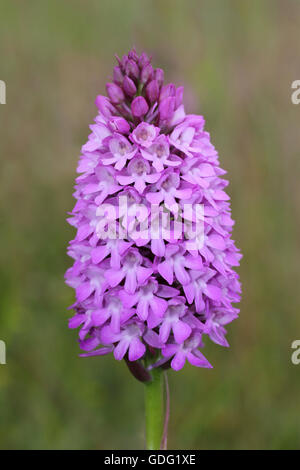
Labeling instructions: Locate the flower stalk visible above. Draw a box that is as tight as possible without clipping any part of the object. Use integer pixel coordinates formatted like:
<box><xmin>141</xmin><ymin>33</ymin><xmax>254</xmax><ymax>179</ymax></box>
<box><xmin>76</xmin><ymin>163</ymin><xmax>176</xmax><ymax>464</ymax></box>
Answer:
<box><xmin>144</xmin><ymin>367</ymin><xmax>165</xmax><ymax>450</ymax></box>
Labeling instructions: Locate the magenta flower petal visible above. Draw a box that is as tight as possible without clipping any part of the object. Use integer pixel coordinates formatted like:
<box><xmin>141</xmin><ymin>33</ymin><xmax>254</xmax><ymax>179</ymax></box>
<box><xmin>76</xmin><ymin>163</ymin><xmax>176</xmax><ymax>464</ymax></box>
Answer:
<box><xmin>79</xmin><ymin>347</ymin><xmax>114</xmax><ymax>358</ymax></box>
<box><xmin>136</xmin><ymin>266</ymin><xmax>153</xmax><ymax>285</ymax></box>
<box><xmin>105</xmin><ymin>269</ymin><xmax>125</xmax><ymax>287</ymax></box>
<box><xmin>68</xmin><ymin>314</ymin><xmax>85</xmax><ymax>329</ymax></box>
<box><xmin>143</xmin><ymin>329</ymin><xmax>164</xmax><ymax>348</ymax></box>
<box><xmin>149</xmin><ymin>296</ymin><xmax>167</xmax><ymax>316</ymax></box>
<box><xmin>205</xmin><ymin>284</ymin><xmax>222</xmax><ymax>300</ymax></box>
<box><xmin>76</xmin><ymin>282</ymin><xmax>94</xmax><ymax>302</ymax></box>
<box><xmin>159</xmin><ymin>322</ymin><xmax>172</xmax><ymax>343</ymax></box>
<box><xmin>114</xmin><ymin>339</ymin><xmax>130</xmax><ymax>360</ymax></box>
<box><xmin>171</xmin><ymin>351</ymin><xmax>186</xmax><ymax>371</ymax></box>
<box><xmin>187</xmin><ymin>351</ymin><xmax>212</xmax><ymax>368</ymax></box>
<box><xmin>173</xmin><ymin>263</ymin><xmax>190</xmax><ymax>285</ymax></box>
<box><xmin>100</xmin><ymin>325</ymin><xmax>120</xmax><ymax>344</ymax></box>
<box><xmin>158</xmin><ymin>261</ymin><xmax>174</xmax><ymax>285</ymax></box>
<box><xmin>128</xmin><ymin>337</ymin><xmax>146</xmax><ymax>361</ymax></box>
<box><xmin>92</xmin><ymin>308</ymin><xmax>110</xmax><ymax>327</ymax></box>
<box><xmin>172</xmin><ymin>320</ymin><xmax>192</xmax><ymax>344</ymax></box>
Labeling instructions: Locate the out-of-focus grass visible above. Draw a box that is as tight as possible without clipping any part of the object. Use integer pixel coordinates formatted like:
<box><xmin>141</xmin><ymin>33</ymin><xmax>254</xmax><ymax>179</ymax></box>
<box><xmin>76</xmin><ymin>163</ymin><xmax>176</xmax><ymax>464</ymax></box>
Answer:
<box><xmin>0</xmin><ymin>0</ymin><xmax>300</xmax><ymax>449</ymax></box>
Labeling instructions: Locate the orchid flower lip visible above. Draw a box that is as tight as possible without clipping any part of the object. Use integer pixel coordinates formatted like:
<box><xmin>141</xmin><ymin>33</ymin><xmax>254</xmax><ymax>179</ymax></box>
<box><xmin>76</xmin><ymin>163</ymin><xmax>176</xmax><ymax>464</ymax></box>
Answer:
<box><xmin>66</xmin><ymin>48</ymin><xmax>242</xmax><ymax>372</ymax></box>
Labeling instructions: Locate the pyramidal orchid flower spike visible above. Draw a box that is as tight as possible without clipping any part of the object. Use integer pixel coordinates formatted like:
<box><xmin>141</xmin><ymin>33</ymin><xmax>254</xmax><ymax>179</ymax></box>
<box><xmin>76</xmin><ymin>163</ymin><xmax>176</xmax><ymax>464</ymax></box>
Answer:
<box><xmin>65</xmin><ymin>48</ymin><xmax>242</xmax><ymax>450</ymax></box>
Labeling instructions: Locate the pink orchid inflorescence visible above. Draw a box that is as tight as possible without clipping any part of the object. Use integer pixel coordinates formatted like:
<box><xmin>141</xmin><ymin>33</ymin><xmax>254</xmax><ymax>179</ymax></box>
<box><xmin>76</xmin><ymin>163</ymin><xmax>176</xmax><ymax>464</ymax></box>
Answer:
<box><xmin>65</xmin><ymin>49</ymin><xmax>242</xmax><ymax>376</ymax></box>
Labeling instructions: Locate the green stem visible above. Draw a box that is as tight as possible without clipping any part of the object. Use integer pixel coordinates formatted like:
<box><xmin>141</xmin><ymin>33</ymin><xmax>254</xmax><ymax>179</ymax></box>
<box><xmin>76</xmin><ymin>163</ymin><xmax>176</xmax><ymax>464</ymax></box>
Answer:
<box><xmin>137</xmin><ymin>82</ymin><xmax>144</xmax><ymax>96</ymax></box>
<box><xmin>144</xmin><ymin>367</ymin><xmax>164</xmax><ymax>450</ymax></box>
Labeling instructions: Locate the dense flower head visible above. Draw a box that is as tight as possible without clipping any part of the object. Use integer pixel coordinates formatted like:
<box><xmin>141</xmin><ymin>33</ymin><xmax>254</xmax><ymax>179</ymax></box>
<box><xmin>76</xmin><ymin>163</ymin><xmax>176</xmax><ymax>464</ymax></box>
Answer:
<box><xmin>65</xmin><ymin>49</ymin><xmax>242</xmax><ymax>374</ymax></box>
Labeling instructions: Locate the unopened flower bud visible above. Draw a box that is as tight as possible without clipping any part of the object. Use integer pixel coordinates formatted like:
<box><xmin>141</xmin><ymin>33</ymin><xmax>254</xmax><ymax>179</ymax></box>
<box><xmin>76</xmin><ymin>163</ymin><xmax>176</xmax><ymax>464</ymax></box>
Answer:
<box><xmin>160</xmin><ymin>83</ymin><xmax>176</xmax><ymax>101</ymax></box>
<box><xmin>131</xmin><ymin>96</ymin><xmax>149</xmax><ymax>117</ymax></box>
<box><xmin>146</xmin><ymin>80</ymin><xmax>159</xmax><ymax>103</ymax></box>
<box><xmin>94</xmin><ymin>95</ymin><xmax>115</xmax><ymax>117</ymax></box>
<box><xmin>108</xmin><ymin>116</ymin><xmax>131</xmax><ymax>134</ymax></box>
<box><xmin>128</xmin><ymin>48</ymin><xmax>139</xmax><ymax>62</ymax></box>
<box><xmin>106</xmin><ymin>83</ymin><xmax>125</xmax><ymax>104</ymax></box>
<box><xmin>141</xmin><ymin>63</ymin><xmax>153</xmax><ymax>84</ymax></box>
<box><xmin>123</xmin><ymin>76</ymin><xmax>137</xmax><ymax>96</ymax></box>
<box><xmin>125</xmin><ymin>59</ymin><xmax>139</xmax><ymax>80</ymax></box>
<box><xmin>113</xmin><ymin>66</ymin><xmax>124</xmax><ymax>85</ymax></box>
<box><xmin>159</xmin><ymin>96</ymin><xmax>175</xmax><ymax>121</ymax></box>
<box><xmin>154</xmin><ymin>68</ymin><xmax>164</xmax><ymax>87</ymax></box>
<box><xmin>138</xmin><ymin>52</ymin><xmax>150</xmax><ymax>68</ymax></box>
<box><xmin>175</xmin><ymin>86</ymin><xmax>184</xmax><ymax>108</ymax></box>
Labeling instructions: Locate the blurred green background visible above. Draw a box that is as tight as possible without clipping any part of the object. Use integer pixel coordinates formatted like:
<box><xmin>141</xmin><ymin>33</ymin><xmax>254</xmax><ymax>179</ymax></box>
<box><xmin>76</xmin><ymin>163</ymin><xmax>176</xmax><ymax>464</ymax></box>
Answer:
<box><xmin>1</xmin><ymin>0</ymin><xmax>300</xmax><ymax>449</ymax></box>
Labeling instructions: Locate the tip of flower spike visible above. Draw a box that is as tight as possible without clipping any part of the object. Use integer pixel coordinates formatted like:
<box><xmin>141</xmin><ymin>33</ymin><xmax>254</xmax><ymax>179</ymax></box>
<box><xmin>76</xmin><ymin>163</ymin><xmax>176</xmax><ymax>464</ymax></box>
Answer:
<box><xmin>101</xmin><ymin>49</ymin><xmax>188</xmax><ymax>129</ymax></box>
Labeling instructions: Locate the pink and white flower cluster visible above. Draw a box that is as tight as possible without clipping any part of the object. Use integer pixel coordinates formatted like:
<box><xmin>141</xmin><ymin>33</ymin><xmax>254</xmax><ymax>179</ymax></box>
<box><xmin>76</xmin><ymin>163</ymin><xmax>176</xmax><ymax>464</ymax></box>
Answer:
<box><xmin>65</xmin><ymin>49</ymin><xmax>242</xmax><ymax>373</ymax></box>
